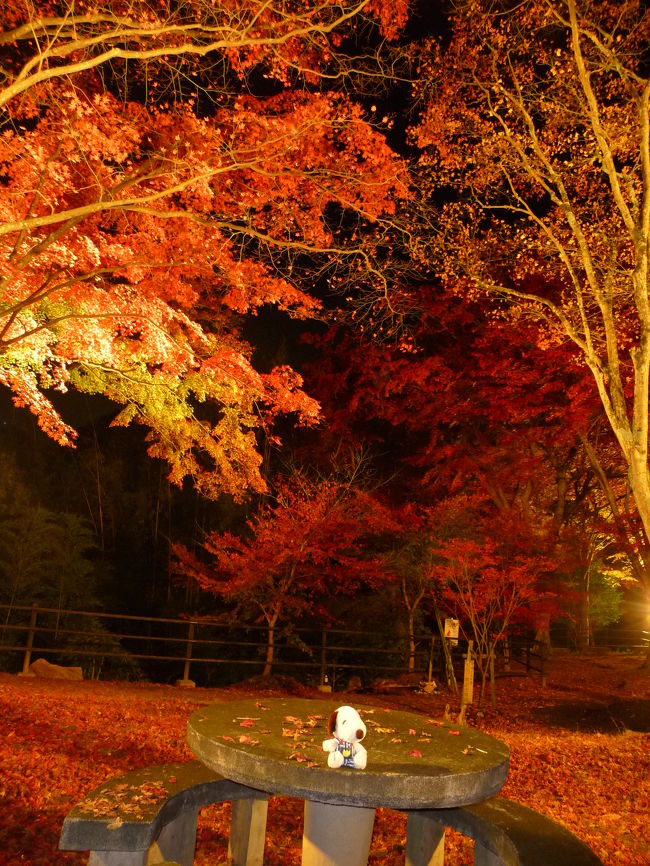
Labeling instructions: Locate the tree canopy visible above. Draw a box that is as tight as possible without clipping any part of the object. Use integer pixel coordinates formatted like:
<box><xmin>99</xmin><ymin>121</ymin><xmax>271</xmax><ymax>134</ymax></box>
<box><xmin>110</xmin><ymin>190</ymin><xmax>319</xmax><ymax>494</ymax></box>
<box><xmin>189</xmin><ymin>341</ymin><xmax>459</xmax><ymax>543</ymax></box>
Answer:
<box><xmin>0</xmin><ymin>0</ymin><xmax>407</xmax><ymax>499</ymax></box>
<box><xmin>1</xmin><ymin>0</ymin><xmax>648</xmax><ymax>656</ymax></box>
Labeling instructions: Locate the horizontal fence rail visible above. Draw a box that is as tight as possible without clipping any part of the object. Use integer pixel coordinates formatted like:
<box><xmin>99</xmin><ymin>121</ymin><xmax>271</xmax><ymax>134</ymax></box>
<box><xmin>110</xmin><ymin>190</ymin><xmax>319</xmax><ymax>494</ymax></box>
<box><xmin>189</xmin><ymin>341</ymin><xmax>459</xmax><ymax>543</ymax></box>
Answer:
<box><xmin>1</xmin><ymin>603</ymin><xmax>444</xmax><ymax>687</ymax></box>
<box><xmin>7</xmin><ymin>602</ymin><xmax>642</xmax><ymax>688</ymax></box>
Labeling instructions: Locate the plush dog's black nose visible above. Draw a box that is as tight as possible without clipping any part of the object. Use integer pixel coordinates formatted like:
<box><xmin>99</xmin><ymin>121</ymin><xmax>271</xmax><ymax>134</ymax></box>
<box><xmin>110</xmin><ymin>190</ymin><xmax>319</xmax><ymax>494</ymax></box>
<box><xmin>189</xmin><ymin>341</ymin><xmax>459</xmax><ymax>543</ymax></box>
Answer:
<box><xmin>356</xmin><ymin>728</ymin><xmax>364</xmax><ymax>740</ymax></box>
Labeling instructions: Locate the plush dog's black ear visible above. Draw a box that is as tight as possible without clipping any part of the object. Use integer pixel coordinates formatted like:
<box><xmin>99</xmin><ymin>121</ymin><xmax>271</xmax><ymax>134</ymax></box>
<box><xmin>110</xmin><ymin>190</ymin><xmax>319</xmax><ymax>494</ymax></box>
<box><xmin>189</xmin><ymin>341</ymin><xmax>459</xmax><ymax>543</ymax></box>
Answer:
<box><xmin>328</xmin><ymin>710</ymin><xmax>338</xmax><ymax>736</ymax></box>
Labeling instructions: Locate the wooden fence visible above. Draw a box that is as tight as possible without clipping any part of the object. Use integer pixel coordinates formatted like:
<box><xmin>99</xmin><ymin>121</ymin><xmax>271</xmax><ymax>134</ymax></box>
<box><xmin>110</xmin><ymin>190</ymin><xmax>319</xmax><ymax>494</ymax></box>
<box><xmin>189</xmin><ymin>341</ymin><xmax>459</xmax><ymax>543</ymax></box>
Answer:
<box><xmin>0</xmin><ymin>603</ymin><xmax>549</xmax><ymax>689</ymax></box>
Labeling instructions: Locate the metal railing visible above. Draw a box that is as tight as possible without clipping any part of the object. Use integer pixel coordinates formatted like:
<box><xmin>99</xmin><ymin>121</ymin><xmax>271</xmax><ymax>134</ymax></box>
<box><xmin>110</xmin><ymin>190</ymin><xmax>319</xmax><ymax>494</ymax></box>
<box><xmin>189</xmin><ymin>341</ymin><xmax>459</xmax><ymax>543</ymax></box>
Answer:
<box><xmin>0</xmin><ymin>603</ymin><xmax>553</xmax><ymax>688</ymax></box>
<box><xmin>0</xmin><ymin>603</ymin><xmax>435</xmax><ymax>686</ymax></box>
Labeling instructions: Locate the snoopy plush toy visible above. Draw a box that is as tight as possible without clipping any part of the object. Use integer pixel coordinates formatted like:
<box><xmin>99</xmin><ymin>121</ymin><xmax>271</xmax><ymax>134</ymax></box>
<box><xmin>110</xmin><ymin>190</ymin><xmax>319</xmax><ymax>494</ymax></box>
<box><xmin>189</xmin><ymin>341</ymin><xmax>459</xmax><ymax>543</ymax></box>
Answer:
<box><xmin>322</xmin><ymin>705</ymin><xmax>367</xmax><ymax>770</ymax></box>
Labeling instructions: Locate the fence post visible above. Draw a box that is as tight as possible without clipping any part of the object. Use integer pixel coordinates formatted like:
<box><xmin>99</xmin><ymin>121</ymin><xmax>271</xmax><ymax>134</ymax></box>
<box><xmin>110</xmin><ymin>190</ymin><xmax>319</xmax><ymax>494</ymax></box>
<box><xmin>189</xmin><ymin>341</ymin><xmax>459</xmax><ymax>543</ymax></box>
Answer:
<box><xmin>176</xmin><ymin>620</ymin><xmax>196</xmax><ymax>688</ymax></box>
<box><xmin>428</xmin><ymin>635</ymin><xmax>435</xmax><ymax>683</ymax></box>
<box><xmin>21</xmin><ymin>604</ymin><xmax>38</xmax><ymax>675</ymax></box>
<box><xmin>318</xmin><ymin>629</ymin><xmax>331</xmax><ymax>692</ymax></box>
<box><xmin>461</xmin><ymin>640</ymin><xmax>474</xmax><ymax>708</ymax></box>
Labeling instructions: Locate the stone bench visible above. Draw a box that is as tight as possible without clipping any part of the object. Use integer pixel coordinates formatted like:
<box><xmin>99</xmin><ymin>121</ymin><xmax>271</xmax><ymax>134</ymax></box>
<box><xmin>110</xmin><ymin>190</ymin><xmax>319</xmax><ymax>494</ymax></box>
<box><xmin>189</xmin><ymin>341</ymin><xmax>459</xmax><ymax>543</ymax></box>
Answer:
<box><xmin>60</xmin><ymin>762</ymin><xmax>603</xmax><ymax>866</ymax></box>
<box><xmin>58</xmin><ymin>760</ymin><xmax>268</xmax><ymax>866</ymax></box>
<box><xmin>406</xmin><ymin>797</ymin><xmax>604</xmax><ymax>866</ymax></box>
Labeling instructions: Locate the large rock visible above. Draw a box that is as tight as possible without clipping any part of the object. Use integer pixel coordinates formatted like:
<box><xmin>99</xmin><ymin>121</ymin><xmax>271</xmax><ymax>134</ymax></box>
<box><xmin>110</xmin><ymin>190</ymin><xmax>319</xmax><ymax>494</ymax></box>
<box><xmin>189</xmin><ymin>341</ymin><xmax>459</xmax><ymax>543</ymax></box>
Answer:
<box><xmin>29</xmin><ymin>658</ymin><xmax>83</xmax><ymax>680</ymax></box>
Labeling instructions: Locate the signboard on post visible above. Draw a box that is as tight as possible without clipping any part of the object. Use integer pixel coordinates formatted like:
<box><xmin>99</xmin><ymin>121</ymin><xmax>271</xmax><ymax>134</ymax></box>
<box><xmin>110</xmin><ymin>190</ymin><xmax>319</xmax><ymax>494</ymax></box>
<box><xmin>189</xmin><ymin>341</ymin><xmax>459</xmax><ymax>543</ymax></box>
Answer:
<box><xmin>444</xmin><ymin>618</ymin><xmax>459</xmax><ymax>646</ymax></box>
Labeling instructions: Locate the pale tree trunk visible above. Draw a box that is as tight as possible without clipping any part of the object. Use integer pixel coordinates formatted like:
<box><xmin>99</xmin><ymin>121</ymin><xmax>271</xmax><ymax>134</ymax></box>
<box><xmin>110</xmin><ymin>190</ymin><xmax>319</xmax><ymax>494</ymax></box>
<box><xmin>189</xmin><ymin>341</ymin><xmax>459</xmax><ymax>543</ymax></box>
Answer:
<box><xmin>407</xmin><ymin>610</ymin><xmax>416</xmax><ymax>673</ymax></box>
<box><xmin>263</xmin><ymin>628</ymin><xmax>275</xmax><ymax>677</ymax></box>
<box><xmin>581</xmin><ymin>433</ymin><xmax>650</xmax><ymax>663</ymax></box>
<box><xmin>262</xmin><ymin>600</ymin><xmax>284</xmax><ymax>677</ymax></box>
<box><xmin>567</xmin><ymin>0</ymin><xmax>650</xmax><ymax>596</ymax></box>
<box><xmin>263</xmin><ymin>612</ymin><xmax>278</xmax><ymax>677</ymax></box>
<box><xmin>401</xmin><ymin>577</ymin><xmax>425</xmax><ymax>673</ymax></box>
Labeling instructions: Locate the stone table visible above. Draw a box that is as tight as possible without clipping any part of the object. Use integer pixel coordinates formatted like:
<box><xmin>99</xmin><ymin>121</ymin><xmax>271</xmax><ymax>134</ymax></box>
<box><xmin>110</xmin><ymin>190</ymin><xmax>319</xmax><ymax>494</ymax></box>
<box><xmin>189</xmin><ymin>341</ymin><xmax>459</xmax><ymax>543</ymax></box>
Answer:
<box><xmin>187</xmin><ymin>697</ymin><xmax>510</xmax><ymax>866</ymax></box>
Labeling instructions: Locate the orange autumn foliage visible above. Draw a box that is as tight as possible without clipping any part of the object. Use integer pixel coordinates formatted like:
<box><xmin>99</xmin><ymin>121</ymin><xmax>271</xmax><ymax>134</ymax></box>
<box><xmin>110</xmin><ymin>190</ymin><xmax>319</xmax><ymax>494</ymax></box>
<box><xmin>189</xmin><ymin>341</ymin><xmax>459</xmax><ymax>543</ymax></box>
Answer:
<box><xmin>0</xmin><ymin>652</ymin><xmax>648</xmax><ymax>866</ymax></box>
<box><xmin>0</xmin><ymin>0</ymin><xmax>408</xmax><ymax>499</ymax></box>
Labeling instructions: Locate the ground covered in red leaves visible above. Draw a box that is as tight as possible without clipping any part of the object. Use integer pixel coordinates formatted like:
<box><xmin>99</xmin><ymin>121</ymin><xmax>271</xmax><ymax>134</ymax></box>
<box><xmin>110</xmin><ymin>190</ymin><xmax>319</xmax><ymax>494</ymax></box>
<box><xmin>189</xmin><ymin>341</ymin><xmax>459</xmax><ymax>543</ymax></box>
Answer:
<box><xmin>1</xmin><ymin>650</ymin><xmax>648</xmax><ymax>866</ymax></box>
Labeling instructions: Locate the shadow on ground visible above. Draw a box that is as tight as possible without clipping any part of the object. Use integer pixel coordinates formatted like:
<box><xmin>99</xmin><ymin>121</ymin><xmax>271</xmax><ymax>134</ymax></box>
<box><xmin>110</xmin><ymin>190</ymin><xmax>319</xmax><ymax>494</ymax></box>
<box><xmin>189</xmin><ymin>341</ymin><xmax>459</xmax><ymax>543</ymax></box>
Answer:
<box><xmin>531</xmin><ymin>699</ymin><xmax>650</xmax><ymax>733</ymax></box>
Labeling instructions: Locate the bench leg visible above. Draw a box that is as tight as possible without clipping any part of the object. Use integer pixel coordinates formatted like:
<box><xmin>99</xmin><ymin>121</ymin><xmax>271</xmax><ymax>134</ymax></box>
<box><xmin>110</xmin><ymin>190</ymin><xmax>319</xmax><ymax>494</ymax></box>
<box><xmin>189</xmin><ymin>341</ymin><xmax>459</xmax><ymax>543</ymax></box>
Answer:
<box><xmin>473</xmin><ymin>842</ymin><xmax>504</xmax><ymax>866</ymax></box>
<box><xmin>90</xmin><ymin>806</ymin><xmax>200</xmax><ymax>866</ymax></box>
<box><xmin>405</xmin><ymin>812</ymin><xmax>445</xmax><ymax>866</ymax></box>
<box><xmin>147</xmin><ymin>805</ymin><xmax>200</xmax><ymax>866</ymax></box>
<box><xmin>228</xmin><ymin>795</ymin><xmax>269</xmax><ymax>866</ymax></box>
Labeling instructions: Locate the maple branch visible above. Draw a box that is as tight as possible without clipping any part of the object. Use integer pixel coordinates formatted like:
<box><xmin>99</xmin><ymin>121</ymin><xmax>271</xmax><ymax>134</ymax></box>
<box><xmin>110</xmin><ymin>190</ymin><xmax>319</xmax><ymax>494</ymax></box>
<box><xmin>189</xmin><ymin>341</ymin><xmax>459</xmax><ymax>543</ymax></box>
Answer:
<box><xmin>484</xmin><ymin>64</ymin><xmax>608</xmax><ymax>330</ymax></box>
<box><xmin>0</xmin><ymin>165</ymin><xmax>241</xmax><ymax>237</ymax></box>
<box><xmin>567</xmin><ymin>0</ymin><xmax>635</xmax><ymax>236</ymax></box>
<box><xmin>0</xmin><ymin>0</ymin><xmax>375</xmax><ymax>109</ymax></box>
<box><xmin>0</xmin><ymin>269</ymin><xmax>63</xmax><ymax>344</ymax></box>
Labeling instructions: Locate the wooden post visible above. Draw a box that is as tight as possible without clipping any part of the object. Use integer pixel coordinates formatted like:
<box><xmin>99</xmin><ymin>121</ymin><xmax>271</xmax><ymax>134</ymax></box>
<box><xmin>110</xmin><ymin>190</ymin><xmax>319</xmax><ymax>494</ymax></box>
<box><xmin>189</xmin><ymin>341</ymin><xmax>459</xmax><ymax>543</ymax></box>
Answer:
<box><xmin>21</xmin><ymin>604</ymin><xmax>38</xmax><ymax>675</ymax></box>
<box><xmin>434</xmin><ymin>607</ymin><xmax>458</xmax><ymax>694</ymax></box>
<box><xmin>462</xmin><ymin>640</ymin><xmax>474</xmax><ymax>707</ymax></box>
<box><xmin>176</xmin><ymin>620</ymin><xmax>196</xmax><ymax>687</ymax></box>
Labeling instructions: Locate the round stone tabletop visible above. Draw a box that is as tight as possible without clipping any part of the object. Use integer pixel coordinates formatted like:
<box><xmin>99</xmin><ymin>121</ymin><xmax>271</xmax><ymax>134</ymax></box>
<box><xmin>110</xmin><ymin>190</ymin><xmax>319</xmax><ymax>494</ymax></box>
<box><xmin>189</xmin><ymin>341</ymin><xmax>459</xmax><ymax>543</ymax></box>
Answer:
<box><xmin>187</xmin><ymin>698</ymin><xmax>509</xmax><ymax>810</ymax></box>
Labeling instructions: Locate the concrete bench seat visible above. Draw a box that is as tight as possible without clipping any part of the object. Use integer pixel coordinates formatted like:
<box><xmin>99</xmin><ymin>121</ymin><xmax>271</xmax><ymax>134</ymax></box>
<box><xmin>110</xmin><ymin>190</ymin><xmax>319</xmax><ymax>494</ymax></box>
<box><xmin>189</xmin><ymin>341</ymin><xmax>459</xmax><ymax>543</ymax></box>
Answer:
<box><xmin>59</xmin><ymin>760</ymin><xmax>268</xmax><ymax>866</ymax></box>
<box><xmin>406</xmin><ymin>797</ymin><xmax>604</xmax><ymax>866</ymax></box>
<box><xmin>61</xmin><ymin>762</ymin><xmax>603</xmax><ymax>866</ymax></box>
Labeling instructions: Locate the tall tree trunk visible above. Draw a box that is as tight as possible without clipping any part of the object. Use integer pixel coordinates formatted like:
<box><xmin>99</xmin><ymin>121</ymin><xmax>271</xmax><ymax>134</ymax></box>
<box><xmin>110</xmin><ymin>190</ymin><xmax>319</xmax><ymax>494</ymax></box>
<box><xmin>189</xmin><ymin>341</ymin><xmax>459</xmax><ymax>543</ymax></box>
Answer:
<box><xmin>407</xmin><ymin>610</ymin><xmax>416</xmax><ymax>673</ymax></box>
<box><xmin>401</xmin><ymin>577</ymin><xmax>424</xmax><ymax>673</ymax></box>
<box><xmin>489</xmin><ymin>647</ymin><xmax>496</xmax><ymax>709</ymax></box>
<box><xmin>263</xmin><ymin>610</ymin><xmax>279</xmax><ymax>677</ymax></box>
<box><xmin>576</xmin><ymin>567</ymin><xmax>591</xmax><ymax>650</ymax></box>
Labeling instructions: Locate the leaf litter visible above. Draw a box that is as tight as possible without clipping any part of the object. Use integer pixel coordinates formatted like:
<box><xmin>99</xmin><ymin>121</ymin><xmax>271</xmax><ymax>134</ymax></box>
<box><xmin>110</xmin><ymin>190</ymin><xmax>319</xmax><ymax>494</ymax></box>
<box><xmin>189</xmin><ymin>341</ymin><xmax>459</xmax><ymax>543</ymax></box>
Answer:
<box><xmin>0</xmin><ymin>650</ymin><xmax>648</xmax><ymax>865</ymax></box>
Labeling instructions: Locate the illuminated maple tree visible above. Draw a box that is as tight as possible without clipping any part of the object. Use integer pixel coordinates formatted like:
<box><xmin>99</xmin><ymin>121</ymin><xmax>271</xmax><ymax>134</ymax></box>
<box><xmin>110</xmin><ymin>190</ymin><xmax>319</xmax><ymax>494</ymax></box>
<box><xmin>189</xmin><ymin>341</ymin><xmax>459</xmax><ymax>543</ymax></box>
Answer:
<box><xmin>174</xmin><ymin>461</ymin><xmax>394</xmax><ymax>674</ymax></box>
<box><xmin>413</xmin><ymin>0</ymin><xmax>650</xmax><ymax>600</ymax></box>
<box><xmin>304</xmin><ymin>290</ymin><xmax>631</xmax><ymax>648</ymax></box>
<box><xmin>0</xmin><ymin>0</ymin><xmax>409</xmax><ymax>498</ymax></box>
<box><xmin>423</xmin><ymin>497</ymin><xmax>555</xmax><ymax>706</ymax></box>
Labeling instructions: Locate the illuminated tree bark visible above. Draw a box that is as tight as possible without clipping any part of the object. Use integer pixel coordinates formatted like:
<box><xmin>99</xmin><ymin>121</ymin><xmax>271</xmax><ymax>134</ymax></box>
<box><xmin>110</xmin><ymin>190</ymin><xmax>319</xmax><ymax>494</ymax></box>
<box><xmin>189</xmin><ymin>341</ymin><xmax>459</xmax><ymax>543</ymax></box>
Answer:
<box><xmin>416</xmin><ymin>0</ymin><xmax>650</xmax><ymax>595</ymax></box>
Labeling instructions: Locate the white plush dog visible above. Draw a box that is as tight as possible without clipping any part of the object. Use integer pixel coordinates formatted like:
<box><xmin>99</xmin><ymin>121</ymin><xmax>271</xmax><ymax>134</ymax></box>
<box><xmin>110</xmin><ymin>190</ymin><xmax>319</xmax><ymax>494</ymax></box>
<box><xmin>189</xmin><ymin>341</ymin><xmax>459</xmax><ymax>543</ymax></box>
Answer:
<box><xmin>322</xmin><ymin>705</ymin><xmax>367</xmax><ymax>769</ymax></box>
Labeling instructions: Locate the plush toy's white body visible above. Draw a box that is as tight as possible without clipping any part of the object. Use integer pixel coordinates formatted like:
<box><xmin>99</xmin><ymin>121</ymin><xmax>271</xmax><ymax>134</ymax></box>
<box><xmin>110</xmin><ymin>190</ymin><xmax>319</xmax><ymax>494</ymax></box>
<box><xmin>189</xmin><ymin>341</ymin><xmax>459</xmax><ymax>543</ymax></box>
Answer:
<box><xmin>322</xmin><ymin>705</ymin><xmax>367</xmax><ymax>770</ymax></box>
